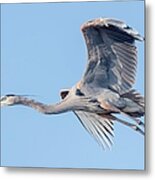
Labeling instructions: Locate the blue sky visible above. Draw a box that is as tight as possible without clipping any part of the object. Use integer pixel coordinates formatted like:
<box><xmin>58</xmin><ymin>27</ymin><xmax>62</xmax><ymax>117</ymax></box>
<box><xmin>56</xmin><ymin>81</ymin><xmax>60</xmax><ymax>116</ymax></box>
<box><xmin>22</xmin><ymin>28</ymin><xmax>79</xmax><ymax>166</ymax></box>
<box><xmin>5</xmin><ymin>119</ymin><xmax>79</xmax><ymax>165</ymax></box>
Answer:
<box><xmin>1</xmin><ymin>1</ymin><xmax>144</xmax><ymax>169</ymax></box>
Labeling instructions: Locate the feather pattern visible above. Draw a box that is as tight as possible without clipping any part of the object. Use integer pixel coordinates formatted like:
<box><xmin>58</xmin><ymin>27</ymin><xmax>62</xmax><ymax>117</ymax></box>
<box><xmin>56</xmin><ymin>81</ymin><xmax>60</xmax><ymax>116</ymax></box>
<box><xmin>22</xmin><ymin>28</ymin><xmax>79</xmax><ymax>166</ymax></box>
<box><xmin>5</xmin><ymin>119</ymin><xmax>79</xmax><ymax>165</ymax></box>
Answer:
<box><xmin>121</xmin><ymin>89</ymin><xmax>144</xmax><ymax>108</ymax></box>
<box><xmin>74</xmin><ymin>111</ymin><xmax>114</xmax><ymax>149</ymax></box>
<box><xmin>81</xmin><ymin>18</ymin><xmax>143</xmax><ymax>94</ymax></box>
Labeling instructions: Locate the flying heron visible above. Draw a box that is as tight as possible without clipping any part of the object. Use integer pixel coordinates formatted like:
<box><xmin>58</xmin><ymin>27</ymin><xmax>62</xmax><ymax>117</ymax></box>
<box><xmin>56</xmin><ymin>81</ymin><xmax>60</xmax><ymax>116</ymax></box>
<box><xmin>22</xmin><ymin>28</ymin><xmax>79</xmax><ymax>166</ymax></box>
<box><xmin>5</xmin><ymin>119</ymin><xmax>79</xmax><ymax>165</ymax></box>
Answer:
<box><xmin>0</xmin><ymin>18</ymin><xmax>145</xmax><ymax>149</ymax></box>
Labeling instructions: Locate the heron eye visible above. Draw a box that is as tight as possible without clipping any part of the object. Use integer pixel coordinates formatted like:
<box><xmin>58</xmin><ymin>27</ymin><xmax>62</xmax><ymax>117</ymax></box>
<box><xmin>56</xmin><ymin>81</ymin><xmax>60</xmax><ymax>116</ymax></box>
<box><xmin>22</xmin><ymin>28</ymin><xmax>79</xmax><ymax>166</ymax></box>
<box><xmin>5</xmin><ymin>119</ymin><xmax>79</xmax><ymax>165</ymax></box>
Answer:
<box><xmin>75</xmin><ymin>89</ymin><xmax>85</xmax><ymax>96</ymax></box>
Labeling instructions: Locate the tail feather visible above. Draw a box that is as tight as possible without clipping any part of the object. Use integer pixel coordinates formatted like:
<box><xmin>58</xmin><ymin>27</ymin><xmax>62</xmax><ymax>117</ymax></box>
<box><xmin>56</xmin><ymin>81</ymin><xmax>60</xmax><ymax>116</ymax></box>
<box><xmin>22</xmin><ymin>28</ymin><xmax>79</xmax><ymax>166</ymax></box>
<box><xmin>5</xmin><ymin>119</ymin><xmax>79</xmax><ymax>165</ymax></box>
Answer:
<box><xmin>121</xmin><ymin>89</ymin><xmax>144</xmax><ymax>108</ymax></box>
<box><xmin>121</xmin><ymin>89</ymin><xmax>145</xmax><ymax>117</ymax></box>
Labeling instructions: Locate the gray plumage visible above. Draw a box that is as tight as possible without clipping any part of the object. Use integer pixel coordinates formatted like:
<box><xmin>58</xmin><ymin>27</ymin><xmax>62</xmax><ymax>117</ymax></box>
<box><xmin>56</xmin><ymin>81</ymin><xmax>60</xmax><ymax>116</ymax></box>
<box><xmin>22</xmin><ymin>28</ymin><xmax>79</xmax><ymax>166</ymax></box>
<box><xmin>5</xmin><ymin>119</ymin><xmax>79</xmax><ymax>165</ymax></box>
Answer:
<box><xmin>0</xmin><ymin>18</ymin><xmax>145</xmax><ymax>149</ymax></box>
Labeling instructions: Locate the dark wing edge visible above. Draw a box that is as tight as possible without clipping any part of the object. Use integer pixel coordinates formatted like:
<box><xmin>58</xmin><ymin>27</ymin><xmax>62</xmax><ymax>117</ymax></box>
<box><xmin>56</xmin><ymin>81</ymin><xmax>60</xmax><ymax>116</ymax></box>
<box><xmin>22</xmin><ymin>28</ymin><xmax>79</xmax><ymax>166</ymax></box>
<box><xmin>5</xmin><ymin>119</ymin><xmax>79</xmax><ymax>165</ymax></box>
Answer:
<box><xmin>100</xmin><ymin>18</ymin><xmax>144</xmax><ymax>41</ymax></box>
<box><xmin>81</xmin><ymin>18</ymin><xmax>144</xmax><ymax>94</ymax></box>
<box><xmin>74</xmin><ymin>111</ymin><xmax>114</xmax><ymax>150</ymax></box>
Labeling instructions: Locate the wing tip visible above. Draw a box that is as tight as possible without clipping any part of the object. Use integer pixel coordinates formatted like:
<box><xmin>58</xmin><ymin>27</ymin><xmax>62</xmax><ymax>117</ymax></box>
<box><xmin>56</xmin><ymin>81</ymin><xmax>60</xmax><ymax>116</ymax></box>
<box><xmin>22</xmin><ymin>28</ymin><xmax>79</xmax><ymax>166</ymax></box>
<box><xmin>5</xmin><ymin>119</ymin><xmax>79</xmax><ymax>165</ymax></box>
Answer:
<box><xmin>81</xmin><ymin>17</ymin><xmax>144</xmax><ymax>41</ymax></box>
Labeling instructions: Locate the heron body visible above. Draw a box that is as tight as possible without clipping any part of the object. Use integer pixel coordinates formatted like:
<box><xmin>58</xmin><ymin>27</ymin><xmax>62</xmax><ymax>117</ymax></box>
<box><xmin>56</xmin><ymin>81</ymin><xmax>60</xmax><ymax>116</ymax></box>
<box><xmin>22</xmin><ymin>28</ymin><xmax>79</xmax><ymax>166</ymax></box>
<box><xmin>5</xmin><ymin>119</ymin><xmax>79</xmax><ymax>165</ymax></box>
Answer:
<box><xmin>1</xmin><ymin>18</ymin><xmax>144</xmax><ymax>149</ymax></box>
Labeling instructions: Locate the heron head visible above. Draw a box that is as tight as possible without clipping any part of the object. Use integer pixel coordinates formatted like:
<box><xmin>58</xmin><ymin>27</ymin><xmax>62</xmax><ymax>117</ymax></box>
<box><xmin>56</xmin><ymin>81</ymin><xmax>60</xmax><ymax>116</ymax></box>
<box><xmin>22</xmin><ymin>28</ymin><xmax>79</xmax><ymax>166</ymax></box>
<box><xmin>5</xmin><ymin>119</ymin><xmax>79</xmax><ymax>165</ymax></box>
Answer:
<box><xmin>0</xmin><ymin>94</ymin><xmax>18</xmax><ymax>107</ymax></box>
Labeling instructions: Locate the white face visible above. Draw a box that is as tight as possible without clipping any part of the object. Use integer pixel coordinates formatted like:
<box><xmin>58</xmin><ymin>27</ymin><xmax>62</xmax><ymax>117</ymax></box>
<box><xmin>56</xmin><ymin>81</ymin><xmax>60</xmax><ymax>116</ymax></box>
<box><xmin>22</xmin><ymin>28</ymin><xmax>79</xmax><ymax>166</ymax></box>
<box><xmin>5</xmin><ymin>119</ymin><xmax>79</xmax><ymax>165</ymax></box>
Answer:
<box><xmin>0</xmin><ymin>96</ymin><xmax>16</xmax><ymax>107</ymax></box>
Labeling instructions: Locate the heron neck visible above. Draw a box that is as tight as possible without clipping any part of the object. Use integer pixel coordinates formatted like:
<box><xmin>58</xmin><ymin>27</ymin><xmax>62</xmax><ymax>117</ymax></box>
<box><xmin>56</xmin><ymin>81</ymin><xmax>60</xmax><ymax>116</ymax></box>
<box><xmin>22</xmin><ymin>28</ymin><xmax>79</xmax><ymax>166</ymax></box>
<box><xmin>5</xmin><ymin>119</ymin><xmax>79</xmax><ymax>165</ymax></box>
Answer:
<box><xmin>16</xmin><ymin>96</ymin><xmax>73</xmax><ymax>114</ymax></box>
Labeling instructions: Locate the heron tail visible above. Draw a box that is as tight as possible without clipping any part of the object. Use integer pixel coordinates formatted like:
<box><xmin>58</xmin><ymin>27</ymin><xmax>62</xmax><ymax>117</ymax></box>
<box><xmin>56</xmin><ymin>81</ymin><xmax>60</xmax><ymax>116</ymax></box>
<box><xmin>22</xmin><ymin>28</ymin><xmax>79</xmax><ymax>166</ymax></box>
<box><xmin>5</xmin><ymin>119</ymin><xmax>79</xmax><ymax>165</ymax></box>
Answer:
<box><xmin>121</xmin><ymin>89</ymin><xmax>145</xmax><ymax>117</ymax></box>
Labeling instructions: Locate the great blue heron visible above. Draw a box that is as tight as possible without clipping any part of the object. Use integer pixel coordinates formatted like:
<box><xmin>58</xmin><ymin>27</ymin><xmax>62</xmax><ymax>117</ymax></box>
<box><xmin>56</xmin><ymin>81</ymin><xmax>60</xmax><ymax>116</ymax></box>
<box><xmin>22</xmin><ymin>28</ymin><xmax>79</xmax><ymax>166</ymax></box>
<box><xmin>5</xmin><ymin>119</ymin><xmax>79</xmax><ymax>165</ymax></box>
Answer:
<box><xmin>1</xmin><ymin>18</ymin><xmax>144</xmax><ymax>149</ymax></box>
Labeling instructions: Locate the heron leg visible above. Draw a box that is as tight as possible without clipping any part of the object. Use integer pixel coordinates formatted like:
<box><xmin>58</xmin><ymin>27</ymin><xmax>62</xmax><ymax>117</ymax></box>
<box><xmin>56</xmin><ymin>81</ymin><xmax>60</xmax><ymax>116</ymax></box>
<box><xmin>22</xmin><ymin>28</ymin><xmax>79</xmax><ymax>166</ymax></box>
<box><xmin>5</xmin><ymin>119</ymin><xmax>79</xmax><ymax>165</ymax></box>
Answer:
<box><xmin>103</xmin><ymin>101</ymin><xmax>145</xmax><ymax>127</ymax></box>
<box><xmin>112</xmin><ymin>116</ymin><xmax>145</xmax><ymax>136</ymax></box>
<box><xmin>98</xmin><ymin>114</ymin><xmax>144</xmax><ymax>135</ymax></box>
<box><xmin>120</xmin><ymin>111</ymin><xmax>145</xmax><ymax>127</ymax></box>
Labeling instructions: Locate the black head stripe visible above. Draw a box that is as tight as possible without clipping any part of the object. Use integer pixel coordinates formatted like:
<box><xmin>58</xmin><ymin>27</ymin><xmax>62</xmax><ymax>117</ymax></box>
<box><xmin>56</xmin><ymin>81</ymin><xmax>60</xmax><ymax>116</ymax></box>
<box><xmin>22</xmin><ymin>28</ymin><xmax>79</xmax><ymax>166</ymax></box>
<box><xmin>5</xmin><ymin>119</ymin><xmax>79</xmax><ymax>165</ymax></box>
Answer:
<box><xmin>6</xmin><ymin>94</ymin><xmax>16</xmax><ymax>97</ymax></box>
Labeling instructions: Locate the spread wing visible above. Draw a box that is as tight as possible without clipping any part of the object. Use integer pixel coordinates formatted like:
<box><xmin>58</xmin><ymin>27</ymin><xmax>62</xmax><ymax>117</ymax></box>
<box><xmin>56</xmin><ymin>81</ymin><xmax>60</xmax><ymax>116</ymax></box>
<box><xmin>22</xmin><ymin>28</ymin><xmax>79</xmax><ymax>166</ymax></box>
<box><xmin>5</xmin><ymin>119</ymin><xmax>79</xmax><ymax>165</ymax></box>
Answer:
<box><xmin>74</xmin><ymin>111</ymin><xmax>114</xmax><ymax>149</ymax></box>
<box><xmin>60</xmin><ymin>89</ymin><xmax>114</xmax><ymax>149</ymax></box>
<box><xmin>81</xmin><ymin>18</ymin><xmax>143</xmax><ymax>95</ymax></box>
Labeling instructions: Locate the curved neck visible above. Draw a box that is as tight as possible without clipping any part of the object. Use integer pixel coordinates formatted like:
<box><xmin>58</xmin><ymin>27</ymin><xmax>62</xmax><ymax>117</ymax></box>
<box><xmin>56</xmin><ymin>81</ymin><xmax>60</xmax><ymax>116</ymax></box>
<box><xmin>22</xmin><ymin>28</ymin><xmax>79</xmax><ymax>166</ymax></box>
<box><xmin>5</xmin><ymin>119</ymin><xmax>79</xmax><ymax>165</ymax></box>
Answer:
<box><xmin>14</xmin><ymin>96</ymin><xmax>73</xmax><ymax>114</ymax></box>
<box><xmin>11</xmin><ymin>95</ymin><xmax>91</xmax><ymax>115</ymax></box>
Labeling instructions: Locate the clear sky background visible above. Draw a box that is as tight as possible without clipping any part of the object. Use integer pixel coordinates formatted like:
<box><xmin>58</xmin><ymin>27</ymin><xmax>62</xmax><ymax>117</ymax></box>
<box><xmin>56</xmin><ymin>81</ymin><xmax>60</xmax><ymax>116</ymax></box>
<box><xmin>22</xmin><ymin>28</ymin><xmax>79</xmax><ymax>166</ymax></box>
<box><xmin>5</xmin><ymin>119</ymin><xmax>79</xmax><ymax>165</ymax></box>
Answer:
<box><xmin>1</xmin><ymin>0</ymin><xmax>144</xmax><ymax>169</ymax></box>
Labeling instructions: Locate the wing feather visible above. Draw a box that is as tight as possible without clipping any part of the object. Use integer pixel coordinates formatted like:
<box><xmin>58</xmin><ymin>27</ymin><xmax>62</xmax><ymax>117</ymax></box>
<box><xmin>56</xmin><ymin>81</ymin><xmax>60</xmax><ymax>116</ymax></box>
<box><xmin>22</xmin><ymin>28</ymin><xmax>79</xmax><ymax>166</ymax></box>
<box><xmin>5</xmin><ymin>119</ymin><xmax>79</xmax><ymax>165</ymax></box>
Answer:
<box><xmin>74</xmin><ymin>111</ymin><xmax>114</xmax><ymax>149</ymax></box>
<box><xmin>81</xmin><ymin>18</ymin><xmax>143</xmax><ymax>94</ymax></box>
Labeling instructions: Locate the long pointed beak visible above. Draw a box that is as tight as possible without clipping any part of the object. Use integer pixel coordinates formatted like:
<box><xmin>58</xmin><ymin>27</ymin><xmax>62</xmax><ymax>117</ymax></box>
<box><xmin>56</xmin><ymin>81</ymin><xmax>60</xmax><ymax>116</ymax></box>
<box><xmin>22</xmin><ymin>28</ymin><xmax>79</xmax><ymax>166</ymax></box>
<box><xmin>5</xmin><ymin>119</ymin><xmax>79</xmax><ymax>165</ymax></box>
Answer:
<box><xmin>0</xmin><ymin>96</ymin><xmax>7</xmax><ymax>107</ymax></box>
